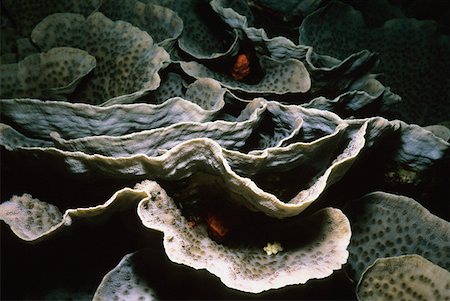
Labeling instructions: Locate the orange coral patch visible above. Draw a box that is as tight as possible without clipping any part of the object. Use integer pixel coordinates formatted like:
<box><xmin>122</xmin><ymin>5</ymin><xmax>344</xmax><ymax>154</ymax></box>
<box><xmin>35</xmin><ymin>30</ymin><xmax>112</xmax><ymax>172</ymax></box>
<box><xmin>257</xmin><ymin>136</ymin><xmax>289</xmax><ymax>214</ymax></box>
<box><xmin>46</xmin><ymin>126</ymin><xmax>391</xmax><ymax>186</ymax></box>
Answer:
<box><xmin>231</xmin><ymin>53</ymin><xmax>250</xmax><ymax>81</ymax></box>
<box><xmin>206</xmin><ymin>211</ymin><xmax>230</xmax><ymax>239</ymax></box>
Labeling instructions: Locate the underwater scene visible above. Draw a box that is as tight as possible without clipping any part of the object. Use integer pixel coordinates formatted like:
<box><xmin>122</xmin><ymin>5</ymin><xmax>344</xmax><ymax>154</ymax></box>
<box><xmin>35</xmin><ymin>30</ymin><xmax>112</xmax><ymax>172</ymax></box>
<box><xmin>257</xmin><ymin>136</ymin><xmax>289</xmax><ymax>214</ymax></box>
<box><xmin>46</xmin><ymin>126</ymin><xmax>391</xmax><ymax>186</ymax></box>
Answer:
<box><xmin>1</xmin><ymin>0</ymin><xmax>449</xmax><ymax>300</ymax></box>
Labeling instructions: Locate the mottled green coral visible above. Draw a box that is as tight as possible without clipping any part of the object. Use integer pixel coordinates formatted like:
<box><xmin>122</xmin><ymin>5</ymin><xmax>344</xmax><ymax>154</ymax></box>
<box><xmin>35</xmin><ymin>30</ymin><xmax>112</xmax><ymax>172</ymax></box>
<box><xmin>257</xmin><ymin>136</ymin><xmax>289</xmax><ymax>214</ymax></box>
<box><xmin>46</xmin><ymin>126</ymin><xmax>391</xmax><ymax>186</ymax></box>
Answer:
<box><xmin>32</xmin><ymin>12</ymin><xmax>170</xmax><ymax>105</ymax></box>
<box><xmin>299</xmin><ymin>1</ymin><xmax>450</xmax><ymax>124</ymax></box>
<box><xmin>100</xmin><ymin>0</ymin><xmax>183</xmax><ymax>51</ymax></box>
<box><xmin>2</xmin><ymin>0</ymin><xmax>101</xmax><ymax>36</ymax></box>
<box><xmin>0</xmin><ymin>47</ymin><xmax>95</xmax><ymax>99</ymax></box>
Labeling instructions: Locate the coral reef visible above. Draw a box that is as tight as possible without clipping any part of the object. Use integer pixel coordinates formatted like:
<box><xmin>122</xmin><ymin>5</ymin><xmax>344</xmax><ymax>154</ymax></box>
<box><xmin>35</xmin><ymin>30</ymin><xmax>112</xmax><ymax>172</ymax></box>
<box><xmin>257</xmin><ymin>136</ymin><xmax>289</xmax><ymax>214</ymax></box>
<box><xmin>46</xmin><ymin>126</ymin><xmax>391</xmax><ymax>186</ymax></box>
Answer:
<box><xmin>1</xmin><ymin>0</ymin><xmax>449</xmax><ymax>300</ymax></box>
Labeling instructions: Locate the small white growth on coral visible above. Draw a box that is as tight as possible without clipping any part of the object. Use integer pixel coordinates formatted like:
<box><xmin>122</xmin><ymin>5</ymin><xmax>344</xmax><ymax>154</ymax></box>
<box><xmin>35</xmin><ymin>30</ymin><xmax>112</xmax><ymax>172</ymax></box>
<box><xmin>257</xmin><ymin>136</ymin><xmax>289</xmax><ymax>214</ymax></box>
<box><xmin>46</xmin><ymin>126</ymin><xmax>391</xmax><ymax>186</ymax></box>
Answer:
<box><xmin>263</xmin><ymin>242</ymin><xmax>283</xmax><ymax>255</ymax></box>
<box><xmin>63</xmin><ymin>215</ymin><xmax>72</xmax><ymax>226</ymax></box>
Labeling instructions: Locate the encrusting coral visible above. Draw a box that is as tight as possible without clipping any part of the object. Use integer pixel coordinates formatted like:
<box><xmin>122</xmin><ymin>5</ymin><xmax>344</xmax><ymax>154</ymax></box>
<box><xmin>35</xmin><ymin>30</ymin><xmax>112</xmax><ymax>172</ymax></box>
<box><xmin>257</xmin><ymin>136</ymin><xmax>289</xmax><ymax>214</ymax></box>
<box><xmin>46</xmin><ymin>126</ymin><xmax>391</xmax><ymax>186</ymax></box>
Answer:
<box><xmin>1</xmin><ymin>0</ymin><xmax>449</xmax><ymax>299</ymax></box>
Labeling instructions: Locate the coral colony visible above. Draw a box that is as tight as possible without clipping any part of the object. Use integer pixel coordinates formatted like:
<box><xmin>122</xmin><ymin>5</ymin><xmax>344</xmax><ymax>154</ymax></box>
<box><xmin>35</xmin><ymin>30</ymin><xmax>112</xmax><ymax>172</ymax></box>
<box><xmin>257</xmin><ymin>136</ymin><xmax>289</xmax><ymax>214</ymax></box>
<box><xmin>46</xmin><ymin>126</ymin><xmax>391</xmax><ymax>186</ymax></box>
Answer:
<box><xmin>1</xmin><ymin>0</ymin><xmax>449</xmax><ymax>300</ymax></box>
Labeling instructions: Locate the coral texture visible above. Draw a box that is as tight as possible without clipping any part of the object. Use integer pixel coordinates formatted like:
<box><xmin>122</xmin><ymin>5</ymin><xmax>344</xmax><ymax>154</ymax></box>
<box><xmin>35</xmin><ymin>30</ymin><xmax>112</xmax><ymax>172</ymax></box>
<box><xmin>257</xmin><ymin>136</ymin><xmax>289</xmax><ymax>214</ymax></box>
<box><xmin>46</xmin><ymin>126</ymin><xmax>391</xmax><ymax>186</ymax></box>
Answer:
<box><xmin>32</xmin><ymin>12</ymin><xmax>170</xmax><ymax>105</ymax></box>
<box><xmin>93</xmin><ymin>250</ymin><xmax>159</xmax><ymax>301</ymax></box>
<box><xmin>345</xmin><ymin>191</ymin><xmax>450</xmax><ymax>281</ymax></box>
<box><xmin>356</xmin><ymin>255</ymin><xmax>450</xmax><ymax>301</ymax></box>
<box><xmin>0</xmin><ymin>47</ymin><xmax>96</xmax><ymax>99</ymax></box>
<box><xmin>1</xmin><ymin>0</ymin><xmax>449</xmax><ymax>299</ymax></box>
<box><xmin>299</xmin><ymin>0</ymin><xmax>450</xmax><ymax>125</ymax></box>
<box><xmin>137</xmin><ymin>181</ymin><xmax>351</xmax><ymax>293</ymax></box>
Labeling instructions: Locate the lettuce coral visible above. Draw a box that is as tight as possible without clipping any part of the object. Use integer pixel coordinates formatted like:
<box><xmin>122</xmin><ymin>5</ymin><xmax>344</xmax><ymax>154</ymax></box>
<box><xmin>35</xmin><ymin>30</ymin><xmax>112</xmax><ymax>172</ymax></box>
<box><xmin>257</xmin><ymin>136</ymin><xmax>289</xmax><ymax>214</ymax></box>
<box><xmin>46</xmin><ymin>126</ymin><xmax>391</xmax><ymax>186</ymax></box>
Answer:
<box><xmin>3</xmin><ymin>102</ymin><xmax>446</xmax><ymax>218</ymax></box>
<box><xmin>93</xmin><ymin>250</ymin><xmax>159</xmax><ymax>301</ymax></box>
<box><xmin>1</xmin><ymin>0</ymin><xmax>449</xmax><ymax>299</ymax></box>
<box><xmin>299</xmin><ymin>0</ymin><xmax>450</xmax><ymax>125</ymax></box>
<box><xmin>180</xmin><ymin>56</ymin><xmax>311</xmax><ymax>94</ymax></box>
<box><xmin>137</xmin><ymin>180</ymin><xmax>351</xmax><ymax>293</ymax></box>
<box><xmin>32</xmin><ymin>12</ymin><xmax>170</xmax><ymax>105</ymax></box>
<box><xmin>2</xmin><ymin>0</ymin><xmax>101</xmax><ymax>36</ymax></box>
<box><xmin>357</xmin><ymin>255</ymin><xmax>450</xmax><ymax>301</ymax></box>
<box><xmin>345</xmin><ymin>191</ymin><xmax>450</xmax><ymax>282</ymax></box>
<box><xmin>0</xmin><ymin>47</ymin><xmax>96</xmax><ymax>99</ymax></box>
<box><xmin>0</xmin><ymin>185</ymin><xmax>149</xmax><ymax>242</ymax></box>
<box><xmin>0</xmin><ymin>96</ymin><xmax>224</xmax><ymax>139</ymax></box>
<box><xmin>100</xmin><ymin>0</ymin><xmax>183</xmax><ymax>51</ymax></box>
<box><xmin>149</xmin><ymin>0</ymin><xmax>240</xmax><ymax>59</ymax></box>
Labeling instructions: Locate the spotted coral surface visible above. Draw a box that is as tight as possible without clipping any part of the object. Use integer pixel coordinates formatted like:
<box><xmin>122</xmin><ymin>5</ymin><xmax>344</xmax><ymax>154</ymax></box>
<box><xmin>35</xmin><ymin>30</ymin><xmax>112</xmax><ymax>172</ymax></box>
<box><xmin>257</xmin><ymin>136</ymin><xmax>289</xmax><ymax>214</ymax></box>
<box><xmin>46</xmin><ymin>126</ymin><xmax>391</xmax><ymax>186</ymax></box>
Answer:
<box><xmin>0</xmin><ymin>47</ymin><xmax>96</xmax><ymax>99</ymax></box>
<box><xmin>31</xmin><ymin>12</ymin><xmax>170</xmax><ymax>105</ymax></box>
<box><xmin>356</xmin><ymin>255</ymin><xmax>450</xmax><ymax>301</ymax></box>
<box><xmin>136</xmin><ymin>181</ymin><xmax>351</xmax><ymax>293</ymax></box>
<box><xmin>2</xmin><ymin>0</ymin><xmax>101</xmax><ymax>36</ymax></box>
<box><xmin>299</xmin><ymin>0</ymin><xmax>450</xmax><ymax>125</ymax></box>
<box><xmin>1</xmin><ymin>1</ymin><xmax>449</xmax><ymax>299</ymax></box>
<box><xmin>345</xmin><ymin>191</ymin><xmax>450</xmax><ymax>281</ymax></box>
<box><xmin>93</xmin><ymin>251</ymin><xmax>158</xmax><ymax>301</ymax></box>
<box><xmin>0</xmin><ymin>194</ymin><xmax>63</xmax><ymax>241</ymax></box>
<box><xmin>0</xmin><ymin>178</ymin><xmax>351</xmax><ymax>293</ymax></box>
<box><xmin>100</xmin><ymin>0</ymin><xmax>183</xmax><ymax>51</ymax></box>
<box><xmin>0</xmin><ymin>184</ymin><xmax>151</xmax><ymax>242</ymax></box>
<box><xmin>149</xmin><ymin>0</ymin><xmax>240</xmax><ymax>59</ymax></box>
<box><xmin>210</xmin><ymin>0</ymin><xmax>396</xmax><ymax>105</ymax></box>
